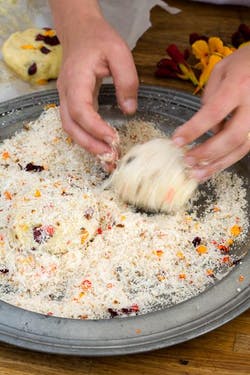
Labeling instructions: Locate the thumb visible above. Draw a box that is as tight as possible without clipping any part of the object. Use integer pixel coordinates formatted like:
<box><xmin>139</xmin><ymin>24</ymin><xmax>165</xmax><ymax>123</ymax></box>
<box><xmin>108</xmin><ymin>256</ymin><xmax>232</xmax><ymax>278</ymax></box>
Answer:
<box><xmin>109</xmin><ymin>44</ymin><xmax>139</xmax><ymax>115</ymax></box>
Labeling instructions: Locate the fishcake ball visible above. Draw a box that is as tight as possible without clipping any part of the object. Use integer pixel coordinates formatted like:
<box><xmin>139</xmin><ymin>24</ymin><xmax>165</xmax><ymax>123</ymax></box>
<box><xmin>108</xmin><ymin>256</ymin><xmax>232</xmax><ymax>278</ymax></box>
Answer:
<box><xmin>110</xmin><ymin>138</ymin><xmax>197</xmax><ymax>213</ymax></box>
<box><xmin>2</xmin><ymin>28</ymin><xmax>62</xmax><ymax>84</ymax></box>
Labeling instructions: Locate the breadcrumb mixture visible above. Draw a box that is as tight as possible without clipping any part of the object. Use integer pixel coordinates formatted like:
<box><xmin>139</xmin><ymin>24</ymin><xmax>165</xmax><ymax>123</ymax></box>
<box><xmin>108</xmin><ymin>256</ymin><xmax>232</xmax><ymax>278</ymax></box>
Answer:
<box><xmin>0</xmin><ymin>107</ymin><xmax>248</xmax><ymax>319</ymax></box>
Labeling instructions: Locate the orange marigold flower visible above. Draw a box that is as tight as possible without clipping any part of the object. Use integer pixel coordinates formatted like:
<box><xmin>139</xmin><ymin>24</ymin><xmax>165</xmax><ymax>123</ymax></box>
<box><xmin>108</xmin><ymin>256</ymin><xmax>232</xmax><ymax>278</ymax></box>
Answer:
<box><xmin>196</xmin><ymin>245</ymin><xmax>208</xmax><ymax>255</ymax></box>
<box><xmin>230</xmin><ymin>224</ymin><xmax>242</xmax><ymax>237</ymax></box>
<box><xmin>4</xmin><ymin>191</ymin><xmax>12</xmax><ymax>200</ymax></box>
<box><xmin>2</xmin><ymin>151</ymin><xmax>10</xmax><ymax>160</ymax></box>
<box><xmin>179</xmin><ymin>273</ymin><xmax>186</xmax><ymax>279</ymax></box>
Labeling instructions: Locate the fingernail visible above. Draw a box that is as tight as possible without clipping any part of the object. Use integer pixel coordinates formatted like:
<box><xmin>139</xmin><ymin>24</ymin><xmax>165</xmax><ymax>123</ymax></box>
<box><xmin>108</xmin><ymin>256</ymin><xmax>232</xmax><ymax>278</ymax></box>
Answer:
<box><xmin>104</xmin><ymin>136</ymin><xmax>114</xmax><ymax>146</ymax></box>
<box><xmin>122</xmin><ymin>98</ymin><xmax>137</xmax><ymax>114</ymax></box>
<box><xmin>185</xmin><ymin>156</ymin><xmax>196</xmax><ymax>167</ymax></box>
<box><xmin>173</xmin><ymin>137</ymin><xmax>185</xmax><ymax>147</ymax></box>
<box><xmin>199</xmin><ymin>160</ymin><xmax>210</xmax><ymax>167</ymax></box>
<box><xmin>190</xmin><ymin>168</ymin><xmax>207</xmax><ymax>181</ymax></box>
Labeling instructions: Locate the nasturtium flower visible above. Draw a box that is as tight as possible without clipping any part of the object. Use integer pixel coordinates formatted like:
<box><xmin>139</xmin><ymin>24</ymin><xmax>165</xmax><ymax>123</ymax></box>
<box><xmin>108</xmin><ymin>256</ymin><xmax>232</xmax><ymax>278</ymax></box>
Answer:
<box><xmin>194</xmin><ymin>54</ymin><xmax>222</xmax><ymax>94</ymax></box>
<box><xmin>192</xmin><ymin>40</ymin><xmax>210</xmax><ymax>66</ymax></box>
<box><xmin>192</xmin><ymin>37</ymin><xmax>234</xmax><ymax>92</ymax></box>
<box><xmin>156</xmin><ymin>23</ymin><xmax>250</xmax><ymax>93</ymax></box>
<box><xmin>155</xmin><ymin>44</ymin><xmax>198</xmax><ymax>86</ymax></box>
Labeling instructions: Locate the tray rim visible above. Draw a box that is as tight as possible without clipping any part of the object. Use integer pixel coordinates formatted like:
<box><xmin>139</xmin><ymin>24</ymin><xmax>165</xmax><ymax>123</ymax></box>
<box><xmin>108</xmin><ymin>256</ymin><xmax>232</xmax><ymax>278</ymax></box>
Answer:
<box><xmin>0</xmin><ymin>85</ymin><xmax>249</xmax><ymax>356</ymax></box>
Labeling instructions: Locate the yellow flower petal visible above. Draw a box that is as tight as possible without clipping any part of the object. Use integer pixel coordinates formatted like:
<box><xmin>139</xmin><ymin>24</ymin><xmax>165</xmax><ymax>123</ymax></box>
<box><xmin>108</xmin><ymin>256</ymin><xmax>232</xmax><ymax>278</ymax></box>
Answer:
<box><xmin>194</xmin><ymin>54</ymin><xmax>222</xmax><ymax>93</ymax></box>
<box><xmin>239</xmin><ymin>41</ymin><xmax>250</xmax><ymax>48</ymax></box>
<box><xmin>222</xmin><ymin>46</ymin><xmax>234</xmax><ymax>57</ymax></box>
<box><xmin>192</xmin><ymin>40</ymin><xmax>209</xmax><ymax>64</ymax></box>
<box><xmin>208</xmin><ymin>37</ymin><xmax>224</xmax><ymax>55</ymax></box>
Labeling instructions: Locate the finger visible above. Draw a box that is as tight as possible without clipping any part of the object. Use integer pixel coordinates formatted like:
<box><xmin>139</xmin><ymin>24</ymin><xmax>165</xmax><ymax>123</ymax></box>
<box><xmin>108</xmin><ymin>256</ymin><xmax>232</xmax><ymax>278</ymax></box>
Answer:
<box><xmin>190</xmin><ymin>139</ymin><xmax>250</xmax><ymax>181</ymax></box>
<box><xmin>66</xmin><ymin>73</ymin><xmax>117</xmax><ymax>146</ymax></box>
<box><xmin>201</xmin><ymin>60</ymin><xmax>225</xmax><ymax>104</ymax></box>
<box><xmin>109</xmin><ymin>43</ymin><xmax>139</xmax><ymax>115</ymax></box>
<box><xmin>59</xmin><ymin>94</ymin><xmax>113</xmax><ymax>156</ymax></box>
<box><xmin>172</xmin><ymin>80</ymin><xmax>239</xmax><ymax>147</ymax></box>
<box><xmin>185</xmin><ymin>105</ymin><xmax>250</xmax><ymax>166</ymax></box>
<box><xmin>93</xmin><ymin>78</ymin><xmax>102</xmax><ymax>112</ymax></box>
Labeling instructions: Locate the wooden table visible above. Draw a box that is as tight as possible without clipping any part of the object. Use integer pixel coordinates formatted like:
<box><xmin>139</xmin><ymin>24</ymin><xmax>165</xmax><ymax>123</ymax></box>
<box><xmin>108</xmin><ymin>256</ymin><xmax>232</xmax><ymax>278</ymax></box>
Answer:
<box><xmin>0</xmin><ymin>1</ymin><xmax>249</xmax><ymax>374</ymax></box>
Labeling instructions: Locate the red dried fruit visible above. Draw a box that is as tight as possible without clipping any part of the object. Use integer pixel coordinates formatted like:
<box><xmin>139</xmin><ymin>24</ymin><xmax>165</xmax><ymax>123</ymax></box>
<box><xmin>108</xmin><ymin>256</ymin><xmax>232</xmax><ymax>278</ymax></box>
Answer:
<box><xmin>33</xmin><ymin>225</ymin><xmax>54</xmax><ymax>244</ymax></box>
<box><xmin>84</xmin><ymin>207</ymin><xmax>94</xmax><ymax>220</ymax></box>
<box><xmin>25</xmin><ymin>162</ymin><xmax>44</xmax><ymax>172</ymax></box>
<box><xmin>33</xmin><ymin>226</ymin><xmax>44</xmax><ymax>244</ymax></box>
<box><xmin>28</xmin><ymin>62</ymin><xmax>37</xmax><ymax>75</ymax></box>
<box><xmin>108</xmin><ymin>308</ymin><xmax>119</xmax><ymax>318</ymax></box>
<box><xmin>40</xmin><ymin>46</ymin><xmax>51</xmax><ymax>54</ymax></box>
<box><xmin>35</xmin><ymin>33</ymin><xmax>60</xmax><ymax>46</ymax></box>
<box><xmin>217</xmin><ymin>244</ymin><xmax>229</xmax><ymax>254</ymax></box>
<box><xmin>0</xmin><ymin>267</ymin><xmax>9</xmax><ymax>274</ymax></box>
<box><xmin>192</xmin><ymin>236</ymin><xmax>201</xmax><ymax>247</ymax></box>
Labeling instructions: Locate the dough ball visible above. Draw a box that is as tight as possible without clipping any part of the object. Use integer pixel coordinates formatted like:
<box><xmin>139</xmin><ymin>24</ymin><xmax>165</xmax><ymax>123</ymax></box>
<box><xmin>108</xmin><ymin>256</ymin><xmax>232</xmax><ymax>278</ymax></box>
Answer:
<box><xmin>110</xmin><ymin>138</ymin><xmax>197</xmax><ymax>213</ymax></box>
<box><xmin>8</xmin><ymin>179</ymin><xmax>99</xmax><ymax>255</ymax></box>
<box><xmin>2</xmin><ymin>28</ymin><xmax>62</xmax><ymax>83</ymax></box>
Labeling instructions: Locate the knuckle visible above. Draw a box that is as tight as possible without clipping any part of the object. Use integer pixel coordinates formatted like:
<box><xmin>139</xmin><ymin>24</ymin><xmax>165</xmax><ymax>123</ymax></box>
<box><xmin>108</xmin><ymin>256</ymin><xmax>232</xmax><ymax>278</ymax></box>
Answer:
<box><xmin>61</xmin><ymin>120</ymin><xmax>72</xmax><ymax>134</ymax></box>
<box><xmin>229</xmin><ymin>131</ymin><xmax>243</xmax><ymax>146</ymax></box>
<box><xmin>68</xmin><ymin>104</ymin><xmax>83</xmax><ymax>124</ymax></box>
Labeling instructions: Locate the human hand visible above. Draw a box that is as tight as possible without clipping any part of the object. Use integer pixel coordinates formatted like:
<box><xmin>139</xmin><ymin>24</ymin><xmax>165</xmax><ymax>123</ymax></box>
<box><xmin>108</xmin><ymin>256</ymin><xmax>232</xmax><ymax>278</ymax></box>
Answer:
<box><xmin>172</xmin><ymin>44</ymin><xmax>250</xmax><ymax>181</ymax></box>
<box><xmin>49</xmin><ymin>0</ymin><xmax>139</xmax><ymax>170</ymax></box>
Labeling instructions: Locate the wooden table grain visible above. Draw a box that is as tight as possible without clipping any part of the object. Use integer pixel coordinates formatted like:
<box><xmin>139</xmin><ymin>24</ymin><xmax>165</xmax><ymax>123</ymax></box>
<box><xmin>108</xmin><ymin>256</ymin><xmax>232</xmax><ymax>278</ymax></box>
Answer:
<box><xmin>0</xmin><ymin>1</ymin><xmax>249</xmax><ymax>374</ymax></box>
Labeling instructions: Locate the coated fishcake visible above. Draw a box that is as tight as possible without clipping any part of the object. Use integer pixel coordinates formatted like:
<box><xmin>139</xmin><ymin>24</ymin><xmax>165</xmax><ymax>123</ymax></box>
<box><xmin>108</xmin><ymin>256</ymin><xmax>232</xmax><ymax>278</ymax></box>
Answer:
<box><xmin>2</xmin><ymin>28</ymin><xmax>62</xmax><ymax>83</ymax></box>
<box><xmin>7</xmin><ymin>176</ymin><xmax>99</xmax><ymax>255</ymax></box>
<box><xmin>111</xmin><ymin>138</ymin><xmax>198</xmax><ymax>213</ymax></box>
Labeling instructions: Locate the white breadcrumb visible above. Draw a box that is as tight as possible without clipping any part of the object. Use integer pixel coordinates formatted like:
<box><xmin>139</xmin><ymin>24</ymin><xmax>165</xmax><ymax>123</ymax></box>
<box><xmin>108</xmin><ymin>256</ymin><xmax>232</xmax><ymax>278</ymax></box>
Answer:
<box><xmin>0</xmin><ymin>107</ymin><xmax>248</xmax><ymax>319</ymax></box>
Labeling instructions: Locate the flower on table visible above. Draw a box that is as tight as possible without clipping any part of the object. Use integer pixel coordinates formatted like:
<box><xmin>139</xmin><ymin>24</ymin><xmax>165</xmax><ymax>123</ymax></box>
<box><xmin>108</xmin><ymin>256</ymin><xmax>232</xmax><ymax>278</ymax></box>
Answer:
<box><xmin>155</xmin><ymin>44</ymin><xmax>198</xmax><ymax>86</ymax></box>
<box><xmin>192</xmin><ymin>37</ymin><xmax>234</xmax><ymax>93</ymax></box>
<box><xmin>155</xmin><ymin>24</ymin><xmax>249</xmax><ymax>93</ymax></box>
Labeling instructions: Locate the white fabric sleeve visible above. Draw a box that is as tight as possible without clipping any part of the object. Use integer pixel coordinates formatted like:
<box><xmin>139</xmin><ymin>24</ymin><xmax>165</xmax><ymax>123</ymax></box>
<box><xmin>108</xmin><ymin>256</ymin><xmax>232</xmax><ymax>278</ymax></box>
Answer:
<box><xmin>192</xmin><ymin>0</ymin><xmax>250</xmax><ymax>6</ymax></box>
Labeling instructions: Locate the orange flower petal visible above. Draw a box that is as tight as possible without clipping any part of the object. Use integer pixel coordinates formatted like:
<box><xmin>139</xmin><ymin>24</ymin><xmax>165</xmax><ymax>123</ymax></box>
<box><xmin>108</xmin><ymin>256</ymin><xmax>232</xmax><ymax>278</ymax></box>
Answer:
<box><xmin>208</xmin><ymin>37</ymin><xmax>224</xmax><ymax>55</ymax></box>
<box><xmin>192</xmin><ymin>40</ymin><xmax>209</xmax><ymax>62</ymax></box>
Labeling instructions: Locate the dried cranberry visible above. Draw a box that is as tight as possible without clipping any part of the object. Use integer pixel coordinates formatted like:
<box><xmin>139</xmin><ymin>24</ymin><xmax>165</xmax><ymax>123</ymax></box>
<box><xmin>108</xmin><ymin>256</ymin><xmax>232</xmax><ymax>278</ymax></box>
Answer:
<box><xmin>218</xmin><ymin>245</ymin><xmax>229</xmax><ymax>254</ymax></box>
<box><xmin>35</xmin><ymin>34</ymin><xmax>60</xmax><ymax>46</ymax></box>
<box><xmin>40</xmin><ymin>46</ymin><xmax>51</xmax><ymax>54</ymax></box>
<box><xmin>84</xmin><ymin>208</ymin><xmax>94</xmax><ymax>220</ymax></box>
<box><xmin>33</xmin><ymin>226</ymin><xmax>44</xmax><ymax>244</ymax></box>
<box><xmin>121</xmin><ymin>308</ymin><xmax>130</xmax><ymax>314</ymax></box>
<box><xmin>25</xmin><ymin>163</ymin><xmax>44</xmax><ymax>172</ymax></box>
<box><xmin>44</xmin><ymin>35</ymin><xmax>60</xmax><ymax>46</ymax></box>
<box><xmin>28</xmin><ymin>62</ymin><xmax>37</xmax><ymax>76</ymax></box>
<box><xmin>35</xmin><ymin>34</ymin><xmax>46</xmax><ymax>42</ymax></box>
<box><xmin>192</xmin><ymin>236</ymin><xmax>201</xmax><ymax>247</ymax></box>
<box><xmin>0</xmin><ymin>267</ymin><xmax>9</xmax><ymax>274</ymax></box>
<box><xmin>108</xmin><ymin>308</ymin><xmax>119</xmax><ymax>318</ymax></box>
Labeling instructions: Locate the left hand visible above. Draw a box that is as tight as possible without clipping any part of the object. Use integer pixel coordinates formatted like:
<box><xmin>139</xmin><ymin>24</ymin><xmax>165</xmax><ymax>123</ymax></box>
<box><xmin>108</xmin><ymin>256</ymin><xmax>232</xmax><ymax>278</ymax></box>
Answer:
<box><xmin>172</xmin><ymin>44</ymin><xmax>250</xmax><ymax>182</ymax></box>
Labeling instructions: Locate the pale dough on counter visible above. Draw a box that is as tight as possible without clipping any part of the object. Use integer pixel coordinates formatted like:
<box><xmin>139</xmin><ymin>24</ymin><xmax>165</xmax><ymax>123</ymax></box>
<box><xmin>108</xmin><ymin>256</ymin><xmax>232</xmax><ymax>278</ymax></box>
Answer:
<box><xmin>2</xmin><ymin>28</ymin><xmax>62</xmax><ymax>84</ymax></box>
<box><xmin>110</xmin><ymin>138</ymin><xmax>198</xmax><ymax>213</ymax></box>
<box><xmin>8</xmin><ymin>176</ymin><xmax>99</xmax><ymax>255</ymax></box>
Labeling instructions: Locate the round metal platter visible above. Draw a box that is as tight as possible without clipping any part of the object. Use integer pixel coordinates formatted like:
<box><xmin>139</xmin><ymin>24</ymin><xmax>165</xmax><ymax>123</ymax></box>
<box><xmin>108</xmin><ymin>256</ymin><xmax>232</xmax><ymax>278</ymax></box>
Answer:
<box><xmin>0</xmin><ymin>85</ymin><xmax>249</xmax><ymax>356</ymax></box>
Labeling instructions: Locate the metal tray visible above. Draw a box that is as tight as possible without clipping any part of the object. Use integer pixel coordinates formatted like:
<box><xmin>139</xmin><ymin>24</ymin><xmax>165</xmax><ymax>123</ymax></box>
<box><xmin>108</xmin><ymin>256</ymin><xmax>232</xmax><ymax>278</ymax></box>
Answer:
<box><xmin>0</xmin><ymin>85</ymin><xmax>249</xmax><ymax>356</ymax></box>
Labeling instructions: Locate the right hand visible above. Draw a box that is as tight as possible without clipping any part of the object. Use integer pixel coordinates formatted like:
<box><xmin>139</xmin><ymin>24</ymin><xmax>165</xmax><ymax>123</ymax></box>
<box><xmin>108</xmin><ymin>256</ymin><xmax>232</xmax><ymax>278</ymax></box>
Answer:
<box><xmin>54</xmin><ymin>7</ymin><xmax>139</xmax><ymax>170</ymax></box>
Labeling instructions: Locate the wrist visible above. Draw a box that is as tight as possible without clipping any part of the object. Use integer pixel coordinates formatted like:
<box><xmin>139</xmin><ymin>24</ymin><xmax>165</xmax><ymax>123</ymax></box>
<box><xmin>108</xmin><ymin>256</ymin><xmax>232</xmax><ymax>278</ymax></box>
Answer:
<box><xmin>49</xmin><ymin>0</ymin><xmax>103</xmax><ymax>45</ymax></box>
